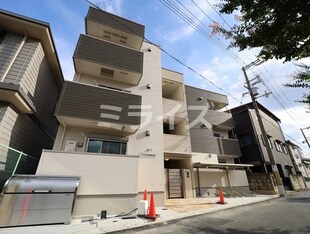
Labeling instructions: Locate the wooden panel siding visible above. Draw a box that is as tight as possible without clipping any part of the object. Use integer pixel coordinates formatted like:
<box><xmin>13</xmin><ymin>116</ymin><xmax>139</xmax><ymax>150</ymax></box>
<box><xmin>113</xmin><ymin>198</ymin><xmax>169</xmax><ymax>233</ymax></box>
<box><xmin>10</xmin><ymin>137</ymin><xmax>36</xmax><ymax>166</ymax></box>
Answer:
<box><xmin>86</xmin><ymin>7</ymin><xmax>145</xmax><ymax>37</ymax></box>
<box><xmin>55</xmin><ymin>81</ymin><xmax>141</xmax><ymax>126</ymax></box>
<box><xmin>0</xmin><ymin>33</ymin><xmax>24</xmax><ymax>79</ymax></box>
<box><xmin>74</xmin><ymin>35</ymin><xmax>143</xmax><ymax>73</ymax></box>
<box><xmin>19</xmin><ymin>40</ymin><xmax>59</xmax><ymax>137</ymax></box>
<box><xmin>5</xmin><ymin>38</ymin><xmax>38</xmax><ymax>85</ymax></box>
<box><xmin>0</xmin><ymin>105</ymin><xmax>53</xmax><ymax>158</ymax></box>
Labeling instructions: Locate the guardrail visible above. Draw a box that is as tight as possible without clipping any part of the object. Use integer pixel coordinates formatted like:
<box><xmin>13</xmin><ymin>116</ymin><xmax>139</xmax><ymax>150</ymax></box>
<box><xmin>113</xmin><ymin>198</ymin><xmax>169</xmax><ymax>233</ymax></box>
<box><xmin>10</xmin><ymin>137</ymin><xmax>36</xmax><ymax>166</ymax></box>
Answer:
<box><xmin>0</xmin><ymin>143</ymin><xmax>38</xmax><ymax>190</ymax></box>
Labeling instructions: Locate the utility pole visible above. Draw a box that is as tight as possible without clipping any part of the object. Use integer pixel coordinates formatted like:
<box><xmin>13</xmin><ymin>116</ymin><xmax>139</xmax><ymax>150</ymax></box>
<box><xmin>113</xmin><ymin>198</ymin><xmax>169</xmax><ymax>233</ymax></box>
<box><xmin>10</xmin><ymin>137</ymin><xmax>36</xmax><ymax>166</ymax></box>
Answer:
<box><xmin>300</xmin><ymin>127</ymin><xmax>310</xmax><ymax>149</ymax></box>
<box><xmin>242</xmin><ymin>63</ymin><xmax>286</xmax><ymax>197</ymax></box>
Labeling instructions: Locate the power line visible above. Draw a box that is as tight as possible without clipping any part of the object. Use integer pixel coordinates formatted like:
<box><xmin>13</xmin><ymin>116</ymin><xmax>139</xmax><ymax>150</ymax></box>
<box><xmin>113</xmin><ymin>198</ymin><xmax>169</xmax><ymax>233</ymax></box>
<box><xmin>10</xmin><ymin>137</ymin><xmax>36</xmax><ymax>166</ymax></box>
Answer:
<box><xmin>84</xmin><ymin>0</ymin><xmax>310</xmax><ymax>152</ymax></box>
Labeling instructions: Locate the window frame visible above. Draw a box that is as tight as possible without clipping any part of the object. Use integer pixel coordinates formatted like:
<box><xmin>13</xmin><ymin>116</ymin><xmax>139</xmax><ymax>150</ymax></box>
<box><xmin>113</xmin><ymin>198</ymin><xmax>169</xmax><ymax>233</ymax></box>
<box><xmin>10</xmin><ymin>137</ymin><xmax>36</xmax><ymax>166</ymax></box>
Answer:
<box><xmin>86</xmin><ymin>138</ymin><xmax>127</xmax><ymax>155</ymax></box>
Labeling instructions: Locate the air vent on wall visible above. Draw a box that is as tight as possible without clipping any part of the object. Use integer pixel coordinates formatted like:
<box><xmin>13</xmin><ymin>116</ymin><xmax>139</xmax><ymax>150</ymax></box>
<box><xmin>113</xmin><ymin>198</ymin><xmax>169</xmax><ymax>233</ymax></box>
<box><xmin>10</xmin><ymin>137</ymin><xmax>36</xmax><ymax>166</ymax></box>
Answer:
<box><xmin>112</xmin><ymin>32</ymin><xmax>120</xmax><ymax>38</ymax></box>
<box><xmin>104</xmin><ymin>30</ymin><xmax>112</xmax><ymax>35</ymax></box>
<box><xmin>101</xmin><ymin>67</ymin><xmax>114</xmax><ymax>78</ymax></box>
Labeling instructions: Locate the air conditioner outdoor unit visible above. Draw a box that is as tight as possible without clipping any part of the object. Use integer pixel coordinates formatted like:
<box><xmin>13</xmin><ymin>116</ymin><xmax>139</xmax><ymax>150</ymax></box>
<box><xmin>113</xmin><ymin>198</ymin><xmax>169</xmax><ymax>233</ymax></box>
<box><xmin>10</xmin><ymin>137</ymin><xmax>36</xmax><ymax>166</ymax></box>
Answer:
<box><xmin>65</xmin><ymin>141</ymin><xmax>77</xmax><ymax>152</ymax></box>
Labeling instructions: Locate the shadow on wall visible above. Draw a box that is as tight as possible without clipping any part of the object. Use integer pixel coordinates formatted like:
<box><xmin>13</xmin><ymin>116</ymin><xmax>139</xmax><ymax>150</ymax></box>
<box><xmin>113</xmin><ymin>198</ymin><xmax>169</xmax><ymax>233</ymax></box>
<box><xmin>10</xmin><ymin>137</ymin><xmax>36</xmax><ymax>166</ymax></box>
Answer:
<box><xmin>5</xmin><ymin>49</ymin><xmax>61</xmax><ymax>176</ymax></box>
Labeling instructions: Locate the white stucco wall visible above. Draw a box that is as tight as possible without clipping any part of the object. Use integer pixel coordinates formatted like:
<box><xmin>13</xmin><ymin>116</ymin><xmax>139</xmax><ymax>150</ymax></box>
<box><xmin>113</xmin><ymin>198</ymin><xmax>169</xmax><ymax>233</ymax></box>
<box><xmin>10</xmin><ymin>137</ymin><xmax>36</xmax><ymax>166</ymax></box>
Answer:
<box><xmin>228</xmin><ymin>170</ymin><xmax>249</xmax><ymax>186</ymax></box>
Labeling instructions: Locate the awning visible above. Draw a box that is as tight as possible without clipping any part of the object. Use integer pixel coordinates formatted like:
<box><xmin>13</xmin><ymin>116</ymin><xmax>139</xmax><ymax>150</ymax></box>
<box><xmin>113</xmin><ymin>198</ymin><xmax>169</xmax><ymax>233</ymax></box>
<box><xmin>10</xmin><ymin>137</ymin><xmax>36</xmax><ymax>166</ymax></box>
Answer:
<box><xmin>193</xmin><ymin>162</ymin><xmax>253</xmax><ymax>170</ymax></box>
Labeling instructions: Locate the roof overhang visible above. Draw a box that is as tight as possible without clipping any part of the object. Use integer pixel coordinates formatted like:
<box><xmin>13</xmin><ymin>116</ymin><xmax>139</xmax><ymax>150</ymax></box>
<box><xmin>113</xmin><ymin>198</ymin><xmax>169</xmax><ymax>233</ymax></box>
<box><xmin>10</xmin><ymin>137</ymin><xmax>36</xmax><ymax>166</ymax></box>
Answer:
<box><xmin>0</xmin><ymin>83</ymin><xmax>35</xmax><ymax>113</ymax></box>
<box><xmin>0</xmin><ymin>9</ymin><xmax>64</xmax><ymax>89</ymax></box>
<box><xmin>193</xmin><ymin>162</ymin><xmax>253</xmax><ymax>170</ymax></box>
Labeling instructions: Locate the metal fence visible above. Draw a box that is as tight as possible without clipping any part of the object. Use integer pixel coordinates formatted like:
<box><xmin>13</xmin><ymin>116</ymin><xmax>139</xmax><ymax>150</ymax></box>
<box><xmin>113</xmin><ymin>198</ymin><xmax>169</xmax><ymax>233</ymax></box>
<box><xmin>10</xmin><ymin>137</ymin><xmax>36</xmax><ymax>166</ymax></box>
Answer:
<box><xmin>0</xmin><ymin>143</ymin><xmax>38</xmax><ymax>190</ymax></box>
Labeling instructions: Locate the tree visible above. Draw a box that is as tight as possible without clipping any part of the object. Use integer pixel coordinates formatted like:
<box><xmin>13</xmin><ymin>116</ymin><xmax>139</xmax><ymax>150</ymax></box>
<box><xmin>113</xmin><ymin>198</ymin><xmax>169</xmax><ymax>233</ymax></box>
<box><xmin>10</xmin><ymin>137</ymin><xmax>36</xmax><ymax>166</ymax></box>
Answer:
<box><xmin>215</xmin><ymin>0</ymin><xmax>310</xmax><ymax>61</ymax></box>
<box><xmin>214</xmin><ymin>0</ymin><xmax>310</xmax><ymax>104</ymax></box>
<box><xmin>285</xmin><ymin>64</ymin><xmax>310</xmax><ymax>105</ymax></box>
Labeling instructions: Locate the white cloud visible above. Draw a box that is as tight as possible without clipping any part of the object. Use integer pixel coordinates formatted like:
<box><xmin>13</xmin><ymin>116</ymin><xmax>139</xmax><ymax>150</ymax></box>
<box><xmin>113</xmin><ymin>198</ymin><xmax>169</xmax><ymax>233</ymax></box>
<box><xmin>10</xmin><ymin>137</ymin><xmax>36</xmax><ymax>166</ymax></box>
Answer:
<box><xmin>90</xmin><ymin>0</ymin><xmax>123</xmax><ymax>15</ymax></box>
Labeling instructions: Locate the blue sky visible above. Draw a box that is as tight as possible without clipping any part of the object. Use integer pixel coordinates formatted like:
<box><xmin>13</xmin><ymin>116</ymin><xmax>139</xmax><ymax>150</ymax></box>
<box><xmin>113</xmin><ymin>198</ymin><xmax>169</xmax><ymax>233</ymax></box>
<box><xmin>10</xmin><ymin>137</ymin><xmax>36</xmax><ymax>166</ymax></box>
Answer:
<box><xmin>1</xmin><ymin>0</ymin><xmax>309</xmax><ymax>157</ymax></box>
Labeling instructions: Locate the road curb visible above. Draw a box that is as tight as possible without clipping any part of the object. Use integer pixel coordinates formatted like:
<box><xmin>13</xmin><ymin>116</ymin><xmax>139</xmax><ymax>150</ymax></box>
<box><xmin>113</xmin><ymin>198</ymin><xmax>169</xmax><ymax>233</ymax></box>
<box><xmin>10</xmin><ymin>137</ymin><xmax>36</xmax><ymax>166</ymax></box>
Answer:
<box><xmin>107</xmin><ymin>195</ymin><xmax>280</xmax><ymax>233</ymax></box>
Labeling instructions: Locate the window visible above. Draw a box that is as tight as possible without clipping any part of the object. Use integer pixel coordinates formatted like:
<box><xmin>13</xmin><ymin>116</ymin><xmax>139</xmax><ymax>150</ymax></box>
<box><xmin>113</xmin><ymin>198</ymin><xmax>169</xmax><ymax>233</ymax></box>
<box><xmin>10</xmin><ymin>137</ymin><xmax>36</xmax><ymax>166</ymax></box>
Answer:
<box><xmin>282</xmin><ymin>144</ymin><xmax>288</xmax><ymax>154</ymax></box>
<box><xmin>87</xmin><ymin>139</ymin><xmax>127</xmax><ymax>155</ymax></box>
<box><xmin>238</xmin><ymin>134</ymin><xmax>256</xmax><ymax>147</ymax></box>
<box><xmin>267</xmin><ymin>137</ymin><xmax>273</xmax><ymax>149</ymax></box>
<box><xmin>274</xmin><ymin>141</ymin><xmax>283</xmax><ymax>152</ymax></box>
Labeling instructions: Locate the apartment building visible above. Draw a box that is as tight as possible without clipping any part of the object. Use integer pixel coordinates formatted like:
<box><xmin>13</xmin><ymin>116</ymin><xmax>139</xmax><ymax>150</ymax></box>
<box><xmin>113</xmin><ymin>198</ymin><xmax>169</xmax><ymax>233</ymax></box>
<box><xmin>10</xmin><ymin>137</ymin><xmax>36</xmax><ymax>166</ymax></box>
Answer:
<box><xmin>0</xmin><ymin>10</ymin><xmax>63</xmax><ymax>187</ymax></box>
<box><xmin>185</xmin><ymin>86</ymin><xmax>251</xmax><ymax>196</ymax></box>
<box><xmin>230</xmin><ymin>103</ymin><xmax>296</xmax><ymax>190</ymax></box>
<box><xmin>36</xmin><ymin>7</ymin><xmax>250</xmax><ymax>216</ymax></box>
<box><xmin>36</xmin><ymin>7</ymin><xmax>165</xmax><ymax>216</ymax></box>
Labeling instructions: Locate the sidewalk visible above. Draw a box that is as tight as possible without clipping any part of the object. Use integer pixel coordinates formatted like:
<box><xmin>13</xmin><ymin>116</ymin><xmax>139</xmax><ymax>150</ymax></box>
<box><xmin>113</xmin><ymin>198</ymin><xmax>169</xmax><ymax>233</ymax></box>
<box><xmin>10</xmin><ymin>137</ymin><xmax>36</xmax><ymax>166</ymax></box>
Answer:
<box><xmin>0</xmin><ymin>195</ymin><xmax>279</xmax><ymax>234</ymax></box>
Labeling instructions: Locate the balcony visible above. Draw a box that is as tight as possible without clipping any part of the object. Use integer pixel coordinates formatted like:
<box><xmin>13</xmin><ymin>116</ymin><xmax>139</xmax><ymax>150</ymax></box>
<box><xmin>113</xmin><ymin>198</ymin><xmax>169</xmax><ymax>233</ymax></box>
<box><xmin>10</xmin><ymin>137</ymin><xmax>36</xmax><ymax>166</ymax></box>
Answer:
<box><xmin>163</xmin><ymin>134</ymin><xmax>191</xmax><ymax>153</ymax></box>
<box><xmin>163</xmin><ymin>98</ymin><xmax>187</xmax><ymax>119</ymax></box>
<box><xmin>207</xmin><ymin>110</ymin><xmax>234</xmax><ymax>130</ymax></box>
<box><xmin>185</xmin><ymin>85</ymin><xmax>229</xmax><ymax>110</ymax></box>
<box><xmin>73</xmin><ymin>35</ymin><xmax>143</xmax><ymax>85</ymax></box>
<box><xmin>55</xmin><ymin>81</ymin><xmax>141</xmax><ymax>134</ymax></box>
<box><xmin>85</xmin><ymin>7</ymin><xmax>144</xmax><ymax>50</ymax></box>
<box><xmin>216</xmin><ymin>137</ymin><xmax>241</xmax><ymax>157</ymax></box>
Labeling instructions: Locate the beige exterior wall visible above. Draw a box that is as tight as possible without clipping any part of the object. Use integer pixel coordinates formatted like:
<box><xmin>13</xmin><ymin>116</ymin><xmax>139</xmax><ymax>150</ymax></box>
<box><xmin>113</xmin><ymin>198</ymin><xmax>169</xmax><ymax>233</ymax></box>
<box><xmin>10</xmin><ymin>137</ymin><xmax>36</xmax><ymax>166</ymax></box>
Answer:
<box><xmin>228</xmin><ymin>170</ymin><xmax>249</xmax><ymax>186</ymax></box>
<box><xmin>38</xmin><ymin>41</ymin><xmax>165</xmax><ymax>215</ymax></box>
<box><xmin>164</xmin><ymin>134</ymin><xmax>191</xmax><ymax>153</ymax></box>
<box><xmin>192</xmin><ymin>153</ymin><xmax>218</xmax><ymax>164</ymax></box>
<box><xmin>36</xmin><ymin>150</ymin><xmax>139</xmax><ymax>215</ymax></box>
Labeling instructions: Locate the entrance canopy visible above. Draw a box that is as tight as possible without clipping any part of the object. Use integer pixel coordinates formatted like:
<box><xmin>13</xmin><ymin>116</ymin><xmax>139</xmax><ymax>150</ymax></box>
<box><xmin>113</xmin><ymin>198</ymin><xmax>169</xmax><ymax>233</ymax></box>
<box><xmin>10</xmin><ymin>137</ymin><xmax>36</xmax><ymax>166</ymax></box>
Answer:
<box><xmin>193</xmin><ymin>162</ymin><xmax>253</xmax><ymax>170</ymax></box>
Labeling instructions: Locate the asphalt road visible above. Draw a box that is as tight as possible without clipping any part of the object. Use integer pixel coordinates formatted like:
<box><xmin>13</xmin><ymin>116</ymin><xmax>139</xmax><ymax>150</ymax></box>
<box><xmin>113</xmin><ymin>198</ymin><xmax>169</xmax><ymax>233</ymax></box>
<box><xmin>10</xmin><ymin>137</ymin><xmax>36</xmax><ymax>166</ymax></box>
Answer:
<box><xmin>119</xmin><ymin>190</ymin><xmax>310</xmax><ymax>234</ymax></box>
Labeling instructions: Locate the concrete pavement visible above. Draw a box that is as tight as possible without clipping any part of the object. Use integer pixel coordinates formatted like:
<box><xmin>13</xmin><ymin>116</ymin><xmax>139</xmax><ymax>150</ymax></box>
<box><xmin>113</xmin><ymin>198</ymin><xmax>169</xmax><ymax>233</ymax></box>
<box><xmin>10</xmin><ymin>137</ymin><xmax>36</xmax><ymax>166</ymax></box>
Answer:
<box><xmin>0</xmin><ymin>194</ymin><xmax>280</xmax><ymax>234</ymax></box>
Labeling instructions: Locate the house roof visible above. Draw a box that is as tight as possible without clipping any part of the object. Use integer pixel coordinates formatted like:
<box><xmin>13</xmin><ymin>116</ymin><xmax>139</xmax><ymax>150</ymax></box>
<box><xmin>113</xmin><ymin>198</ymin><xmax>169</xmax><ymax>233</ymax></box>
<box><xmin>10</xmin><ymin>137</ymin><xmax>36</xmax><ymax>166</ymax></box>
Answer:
<box><xmin>0</xmin><ymin>9</ymin><xmax>64</xmax><ymax>89</ymax></box>
<box><xmin>229</xmin><ymin>102</ymin><xmax>281</xmax><ymax>123</ymax></box>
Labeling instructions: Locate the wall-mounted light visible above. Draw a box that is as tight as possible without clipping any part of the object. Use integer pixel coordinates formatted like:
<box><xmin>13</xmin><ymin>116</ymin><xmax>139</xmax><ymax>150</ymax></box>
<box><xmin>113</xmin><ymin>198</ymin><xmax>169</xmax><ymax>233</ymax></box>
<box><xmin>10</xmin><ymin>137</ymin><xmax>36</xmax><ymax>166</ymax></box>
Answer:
<box><xmin>147</xmin><ymin>47</ymin><xmax>152</xmax><ymax>52</ymax></box>
<box><xmin>146</xmin><ymin>130</ymin><xmax>150</xmax><ymax>136</ymax></box>
<box><xmin>147</xmin><ymin>84</ymin><xmax>151</xmax><ymax>89</ymax></box>
<box><xmin>197</xmin><ymin>97</ymin><xmax>203</xmax><ymax>101</ymax></box>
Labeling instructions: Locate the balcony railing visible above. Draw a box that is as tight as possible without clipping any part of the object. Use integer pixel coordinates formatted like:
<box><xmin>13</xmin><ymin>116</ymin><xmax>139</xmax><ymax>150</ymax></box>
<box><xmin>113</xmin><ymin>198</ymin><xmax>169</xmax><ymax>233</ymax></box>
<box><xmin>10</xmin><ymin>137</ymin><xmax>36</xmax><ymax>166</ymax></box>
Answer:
<box><xmin>85</xmin><ymin>7</ymin><xmax>145</xmax><ymax>50</ymax></box>
<box><xmin>164</xmin><ymin>134</ymin><xmax>191</xmax><ymax>153</ymax></box>
<box><xmin>55</xmin><ymin>81</ymin><xmax>141</xmax><ymax>133</ymax></box>
<box><xmin>163</xmin><ymin>98</ymin><xmax>187</xmax><ymax>119</ymax></box>
<box><xmin>215</xmin><ymin>137</ymin><xmax>241</xmax><ymax>156</ymax></box>
<box><xmin>74</xmin><ymin>35</ymin><xmax>143</xmax><ymax>85</ymax></box>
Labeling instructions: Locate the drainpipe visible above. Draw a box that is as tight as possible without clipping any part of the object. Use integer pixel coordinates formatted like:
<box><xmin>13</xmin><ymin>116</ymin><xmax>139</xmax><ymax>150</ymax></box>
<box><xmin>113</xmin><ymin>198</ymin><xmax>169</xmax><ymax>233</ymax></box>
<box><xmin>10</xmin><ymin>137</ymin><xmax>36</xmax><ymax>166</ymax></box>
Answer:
<box><xmin>196</xmin><ymin>167</ymin><xmax>201</xmax><ymax>197</ymax></box>
<box><xmin>59</xmin><ymin>120</ymin><xmax>66</xmax><ymax>151</ymax></box>
<box><xmin>81</xmin><ymin>132</ymin><xmax>87</xmax><ymax>152</ymax></box>
<box><xmin>226</xmin><ymin>168</ymin><xmax>231</xmax><ymax>187</ymax></box>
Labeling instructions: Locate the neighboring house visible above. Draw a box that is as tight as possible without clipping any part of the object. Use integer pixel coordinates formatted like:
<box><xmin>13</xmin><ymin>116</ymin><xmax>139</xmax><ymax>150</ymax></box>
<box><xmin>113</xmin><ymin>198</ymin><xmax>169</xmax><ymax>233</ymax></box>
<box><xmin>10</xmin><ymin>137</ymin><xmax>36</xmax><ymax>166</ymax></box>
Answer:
<box><xmin>36</xmin><ymin>7</ymin><xmax>250</xmax><ymax>216</ymax></box>
<box><xmin>0</xmin><ymin>10</ymin><xmax>63</xmax><ymax>187</ymax></box>
<box><xmin>185</xmin><ymin>86</ymin><xmax>252</xmax><ymax>197</ymax></box>
<box><xmin>230</xmin><ymin>102</ymin><xmax>296</xmax><ymax>190</ymax></box>
<box><xmin>286</xmin><ymin>140</ymin><xmax>309</xmax><ymax>189</ymax></box>
<box><xmin>301</xmin><ymin>158</ymin><xmax>310</xmax><ymax>188</ymax></box>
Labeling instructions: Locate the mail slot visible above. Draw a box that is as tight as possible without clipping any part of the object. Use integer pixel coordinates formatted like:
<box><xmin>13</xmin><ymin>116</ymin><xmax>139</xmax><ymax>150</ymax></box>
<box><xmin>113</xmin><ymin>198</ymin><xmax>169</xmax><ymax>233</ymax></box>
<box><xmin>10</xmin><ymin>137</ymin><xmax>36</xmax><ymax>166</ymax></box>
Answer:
<box><xmin>0</xmin><ymin>175</ymin><xmax>80</xmax><ymax>227</ymax></box>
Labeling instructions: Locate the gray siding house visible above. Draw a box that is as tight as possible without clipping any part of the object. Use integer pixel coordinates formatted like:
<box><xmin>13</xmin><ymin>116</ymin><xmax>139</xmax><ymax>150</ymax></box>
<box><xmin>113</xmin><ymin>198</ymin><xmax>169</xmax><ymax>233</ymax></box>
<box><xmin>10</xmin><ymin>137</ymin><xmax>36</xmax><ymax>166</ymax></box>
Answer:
<box><xmin>0</xmin><ymin>10</ymin><xmax>63</xmax><ymax>187</ymax></box>
<box><xmin>185</xmin><ymin>85</ymin><xmax>251</xmax><ymax>197</ymax></box>
<box><xmin>230</xmin><ymin>102</ymin><xmax>296</xmax><ymax>189</ymax></box>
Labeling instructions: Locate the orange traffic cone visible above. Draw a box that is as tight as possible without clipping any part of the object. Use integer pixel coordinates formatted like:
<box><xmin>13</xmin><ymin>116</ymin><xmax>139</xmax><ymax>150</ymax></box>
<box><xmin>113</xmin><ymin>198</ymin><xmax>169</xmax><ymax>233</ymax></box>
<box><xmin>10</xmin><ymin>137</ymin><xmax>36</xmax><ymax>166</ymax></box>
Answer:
<box><xmin>146</xmin><ymin>192</ymin><xmax>158</xmax><ymax>219</ymax></box>
<box><xmin>143</xmin><ymin>189</ymin><xmax>148</xmax><ymax>200</ymax></box>
<box><xmin>217</xmin><ymin>188</ymin><xmax>227</xmax><ymax>204</ymax></box>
